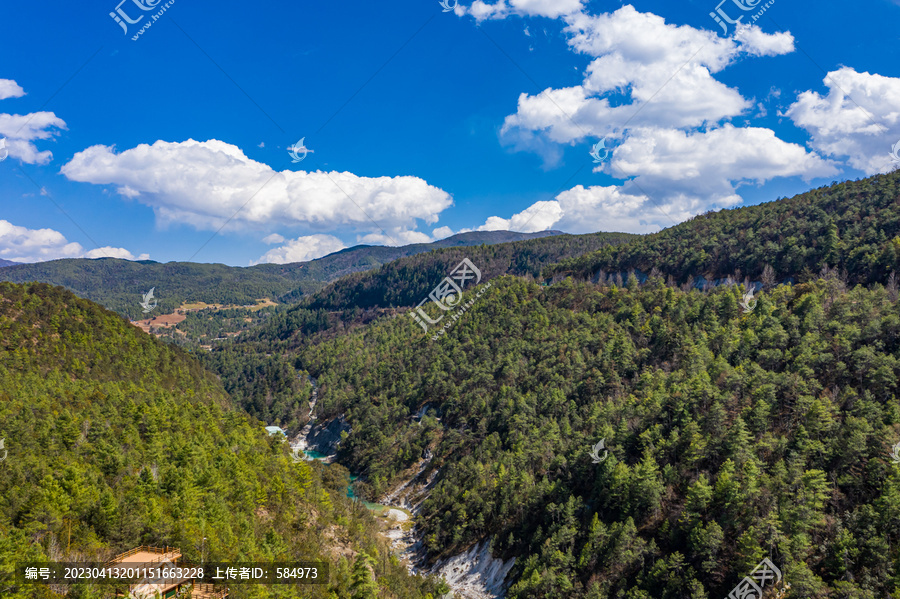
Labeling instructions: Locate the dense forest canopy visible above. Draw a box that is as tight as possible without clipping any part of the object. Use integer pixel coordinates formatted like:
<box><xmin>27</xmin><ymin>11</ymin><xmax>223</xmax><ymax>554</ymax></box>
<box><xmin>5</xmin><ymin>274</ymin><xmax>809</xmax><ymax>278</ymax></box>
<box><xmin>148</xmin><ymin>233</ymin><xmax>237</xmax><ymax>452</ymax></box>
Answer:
<box><xmin>8</xmin><ymin>168</ymin><xmax>900</xmax><ymax>599</ymax></box>
<box><xmin>0</xmin><ymin>231</ymin><xmax>576</xmax><ymax>321</ymax></box>
<box><xmin>303</xmin><ymin>232</ymin><xmax>636</xmax><ymax>313</ymax></box>
<box><xmin>546</xmin><ymin>172</ymin><xmax>900</xmax><ymax>288</ymax></box>
<box><xmin>200</xmin><ymin>232</ymin><xmax>637</xmax><ymax>429</ymax></box>
<box><xmin>290</xmin><ymin>274</ymin><xmax>900</xmax><ymax>598</ymax></box>
<box><xmin>0</xmin><ymin>282</ymin><xmax>441</xmax><ymax>599</ymax></box>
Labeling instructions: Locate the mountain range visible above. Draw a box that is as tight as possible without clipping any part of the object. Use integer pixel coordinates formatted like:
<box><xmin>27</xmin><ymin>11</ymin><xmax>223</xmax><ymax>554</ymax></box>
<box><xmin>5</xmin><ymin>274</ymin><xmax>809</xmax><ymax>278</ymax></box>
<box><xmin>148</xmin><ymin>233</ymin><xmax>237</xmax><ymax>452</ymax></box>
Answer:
<box><xmin>0</xmin><ymin>231</ymin><xmax>571</xmax><ymax>320</ymax></box>
<box><xmin>3</xmin><ymin>171</ymin><xmax>900</xmax><ymax>598</ymax></box>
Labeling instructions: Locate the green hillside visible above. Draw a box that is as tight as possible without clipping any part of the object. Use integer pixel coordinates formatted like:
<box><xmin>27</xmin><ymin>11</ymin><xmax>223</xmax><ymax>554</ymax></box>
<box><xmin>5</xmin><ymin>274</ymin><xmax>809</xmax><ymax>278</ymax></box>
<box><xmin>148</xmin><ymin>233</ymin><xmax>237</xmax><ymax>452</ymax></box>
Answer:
<box><xmin>293</xmin><ymin>274</ymin><xmax>900</xmax><ymax>598</ymax></box>
<box><xmin>195</xmin><ymin>172</ymin><xmax>900</xmax><ymax>598</ymax></box>
<box><xmin>202</xmin><ymin>231</ymin><xmax>636</xmax><ymax>428</ymax></box>
<box><xmin>0</xmin><ymin>231</ymin><xmax>565</xmax><ymax>321</ymax></box>
<box><xmin>0</xmin><ymin>259</ymin><xmax>319</xmax><ymax>321</ymax></box>
<box><xmin>545</xmin><ymin>172</ymin><xmax>900</xmax><ymax>287</ymax></box>
<box><xmin>303</xmin><ymin>232</ymin><xmax>636</xmax><ymax>312</ymax></box>
<box><xmin>0</xmin><ymin>282</ymin><xmax>441</xmax><ymax>599</ymax></box>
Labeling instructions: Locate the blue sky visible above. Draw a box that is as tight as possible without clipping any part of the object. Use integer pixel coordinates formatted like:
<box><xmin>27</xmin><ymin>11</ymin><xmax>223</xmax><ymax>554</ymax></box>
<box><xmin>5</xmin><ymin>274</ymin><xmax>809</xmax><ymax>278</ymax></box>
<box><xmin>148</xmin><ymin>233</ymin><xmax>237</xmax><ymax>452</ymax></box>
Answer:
<box><xmin>1</xmin><ymin>0</ymin><xmax>899</xmax><ymax>266</ymax></box>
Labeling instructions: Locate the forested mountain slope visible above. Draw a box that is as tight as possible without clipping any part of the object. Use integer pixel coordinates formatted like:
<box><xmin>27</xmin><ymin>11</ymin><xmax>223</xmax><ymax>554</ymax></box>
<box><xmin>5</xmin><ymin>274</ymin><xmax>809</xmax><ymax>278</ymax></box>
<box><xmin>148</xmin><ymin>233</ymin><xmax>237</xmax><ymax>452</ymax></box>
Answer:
<box><xmin>0</xmin><ymin>231</ymin><xmax>566</xmax><ymax>320</ymax></box>
<box><xmin>546</xmin><ymin>171</ymin><xmax>900</xmax><ymax>286</ymax></box>
<box><xmin>294</xmin><ymin>274</ymin><xmax>900</xmax><ymax>599</ymax></box>
<box><xmin>0</xmin><ymin>282</ymin><xmax>441</xmax><ymax>599</ymax></box>
<box><xmin>203</xmin><ymin>231</ymin><xmax>636</xmax><ymax>427</ymax></box>
<box><xmin>302</xmin><ymin>232</ymin><xmax>636</xmax><ymax>312</ymax></box>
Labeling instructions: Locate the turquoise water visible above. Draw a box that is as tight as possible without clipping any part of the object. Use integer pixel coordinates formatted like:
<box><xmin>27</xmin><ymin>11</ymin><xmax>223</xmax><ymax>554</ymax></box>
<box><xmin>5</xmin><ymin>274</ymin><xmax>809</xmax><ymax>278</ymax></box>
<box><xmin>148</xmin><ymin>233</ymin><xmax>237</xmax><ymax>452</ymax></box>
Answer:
<box><xmin>303</xmin><ymin>449</ymin><xmax>329</xmax><ymax>460</ymax></box>
<box><xmin>347</xmin><ymin>475</ymin><xmax>384</xmax><ymax>511</ymax></box>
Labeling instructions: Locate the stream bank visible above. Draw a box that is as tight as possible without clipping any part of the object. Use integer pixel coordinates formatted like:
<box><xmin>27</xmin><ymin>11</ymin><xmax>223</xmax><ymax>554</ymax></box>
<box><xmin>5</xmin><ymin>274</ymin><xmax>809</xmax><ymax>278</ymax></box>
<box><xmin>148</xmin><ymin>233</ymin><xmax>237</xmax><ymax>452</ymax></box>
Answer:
<box><xmin>290</xmin><ymin>378</ymin><xmax>512</xmax><ymax>599</ymax></box>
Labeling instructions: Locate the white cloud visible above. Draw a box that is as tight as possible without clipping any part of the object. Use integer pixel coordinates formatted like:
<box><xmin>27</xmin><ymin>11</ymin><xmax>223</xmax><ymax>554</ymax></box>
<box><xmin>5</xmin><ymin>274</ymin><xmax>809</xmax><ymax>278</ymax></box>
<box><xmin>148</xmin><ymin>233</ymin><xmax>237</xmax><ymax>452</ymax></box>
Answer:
<box><xmin>466</xmin><ymin>5</ymin><xmax>847</xmax><ymax>235</ymax></box>
<box><xmin>432</xmin><ymin>226</ymin><xmax>454</xmax><ymax>240</ymax></box>
<box><xmin>603</xmin><ymin>125</ymin><xmax>837</xmax><ymax>195</ymax></box>
<box><xmin>357</xmin><ymin>229</ymin><xmax>434</xmax><ymax>246</ymax></box>
<box><xmin>466</xmin><ymin>0</ymin><xmax>584</xmax><ymax>21</ymax></box>
<box><xmin>0</xmin><ymin>220</ymin><xmax>145</xmax><ymax>263</ymax></box>
<box><xmin>253</xmin><ymin>234</ymin><xmax>347</xmax><ymax>264</ymax></box>
<box><xmin>0</xmin><ymin>79</ymin><xmax>25</xmax><ymax>100</ymax></box>
<box><xmin>472</xmin><ymin>188</ymin><xmax>661</xmax><ymax>235</ymax></box>
<box><xmin>0</xmin><ymin>113</ymin><xmax>66</xmax><ymax>165</ymax></box>
<box><xmin>785</xmin><ymin>67</ymin><xmax>900</xmax><ymax>175</ymax></box>
<box><xmin>0</xmin><ymin>79</ymin><xmax>67</xmax><ymax>164</ymax></box>
<box><xmin>84</xmin><ymin>247</ymin><xmax>150</xmax><ymax>260</ymax></box>
<box><xmin>262</xmin><ymin>233</ymin><xmax>285</xmax><ymax>244</ymax></box>
<box><xmin>61</xmin><ymin>139</ymin><xmax>454</xmax><ymax>240</ymax></box>
<box><xmin>476</xmin><ymin>201</ymin><xmax>564</xmax><ymax>233</ymax></box>
<box><xmin>476</xmin><ymin>125</ymin><xmax>837</xmax><ymax>235</ymax></box>
<box><xmin>501</xmin><ymin>6</ymin><xmax>794</xmax><ymax>151</ymax></box>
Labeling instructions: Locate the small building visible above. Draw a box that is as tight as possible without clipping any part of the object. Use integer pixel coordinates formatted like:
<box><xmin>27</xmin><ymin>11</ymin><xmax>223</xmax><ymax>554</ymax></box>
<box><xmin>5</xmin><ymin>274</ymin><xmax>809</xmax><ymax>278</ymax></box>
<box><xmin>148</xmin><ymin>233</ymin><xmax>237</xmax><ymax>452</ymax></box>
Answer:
<box><xmin>265</xmin><ymin>426</ymin><xmax>287</xmax><ymax>438</ymax></box>
<box><xmin>108</xmin><ymin>545</ymin><xmax>227</xmax><ymax>598</ymax></box>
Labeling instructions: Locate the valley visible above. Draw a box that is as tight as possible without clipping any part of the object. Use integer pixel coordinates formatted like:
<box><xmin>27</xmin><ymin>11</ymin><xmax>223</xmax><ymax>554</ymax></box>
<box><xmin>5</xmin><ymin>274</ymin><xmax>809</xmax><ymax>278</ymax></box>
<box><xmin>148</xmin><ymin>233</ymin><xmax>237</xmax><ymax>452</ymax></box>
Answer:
<box><xmin>3</xmin><ymin>173</ymin><xmax>900</xmax><ymax>598</ymax></box>
<box><xmin>4</xmin><ymin>2</ymin><xmax>898</xmax><ymax>597</ymax></box>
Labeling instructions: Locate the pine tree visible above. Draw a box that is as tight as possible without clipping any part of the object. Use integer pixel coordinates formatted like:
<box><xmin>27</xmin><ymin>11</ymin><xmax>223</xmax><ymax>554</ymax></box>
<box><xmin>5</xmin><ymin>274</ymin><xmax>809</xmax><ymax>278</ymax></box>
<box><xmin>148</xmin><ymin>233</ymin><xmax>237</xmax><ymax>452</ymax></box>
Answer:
<box><xmin>350</xmin><ymin>552</ymin><xmax>379</xmax><ymax>599</ymax></box>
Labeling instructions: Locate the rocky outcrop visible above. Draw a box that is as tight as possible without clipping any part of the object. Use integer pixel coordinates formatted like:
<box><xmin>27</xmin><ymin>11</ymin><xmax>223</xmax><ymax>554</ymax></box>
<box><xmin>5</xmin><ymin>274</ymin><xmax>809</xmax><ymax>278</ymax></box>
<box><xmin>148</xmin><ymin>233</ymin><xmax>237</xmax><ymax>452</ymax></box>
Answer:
<box><xmin>301</xmin><ymin>416</ymin><xmax>349</xmax><ymax>456</ymax></box>
<box><xmin>428</xmin><ymin>540</ymin><xmax>515</xmax><ymax>599</ymax></box>
<box><xmin>291</xmin><ymin>377</ymin><xmax>349</xmax><ymax>458</ymax></box>
<box><xmin>380</xmin><ymin>450</ymin><xmax>435</xmax><ymax>510</ymax></box>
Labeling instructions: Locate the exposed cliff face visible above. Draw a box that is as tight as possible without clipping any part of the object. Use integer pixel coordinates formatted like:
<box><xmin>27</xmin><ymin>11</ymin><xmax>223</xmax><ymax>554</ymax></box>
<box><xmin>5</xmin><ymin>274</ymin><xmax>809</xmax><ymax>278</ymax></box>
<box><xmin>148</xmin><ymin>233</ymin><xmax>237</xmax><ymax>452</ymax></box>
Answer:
<box><xmin>292</xmin><ymin>378</ymin><xmax>350</xmax><ymax>457</ymax></box>
<box><xmin>430</xmin><ymin>541</ymin><xmax>515</xmax><ymax>599</ymax></box>
<box><xmin>297</xmin><ymin>416</ymin><xmax>350</xmax><ymax>456</ymax></box>
<box><xmin>376</xmin><ymin>454</ymin><xmax>513</xmax><ymax>599</ymax></box>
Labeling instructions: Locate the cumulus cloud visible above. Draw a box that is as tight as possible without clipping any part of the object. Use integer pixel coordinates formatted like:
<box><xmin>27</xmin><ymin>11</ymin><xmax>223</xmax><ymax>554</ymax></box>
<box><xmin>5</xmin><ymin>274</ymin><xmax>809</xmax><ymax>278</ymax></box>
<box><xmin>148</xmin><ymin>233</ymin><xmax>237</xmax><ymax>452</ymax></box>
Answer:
<box><xmin>604</xmin><ymin>125</ymin><xmax>837</xmax><ymax>198</ymax></box>
<box><xmin>463</xmin><ymin>5</ymin><xmax>847</xmax><ymax>235</ymax></box>
<box><xmin>84</xmin><ymin>246</ymin><xmax>150</xmax><ymax>260</ymax></box>
<box><xmin>476</xmin><ymin>201</ymin><xmax>564</xmax><ymax>233</ymax></box>
<box><xmin>472</xmin><ymin>187</ymin><xmax>664</xmax><ymax>235</ymax></box>
<box><xmin>466</xmin><ymin>0</ymin><xmax>584</xmax><ymax>21</ymax></box>
<box><xmin>61</xmin><ymin>139</ymin><xmax>454</xmax><ymax>239</ymax></box>
<box><xmin>785</xmin><ymin>67</ymin><xmax>900</xmax><ymax>175</ymax></box>
<box><xmin>501</xmin><ymin>6</ymin><xmax>794</xmax><ymax>150</ymax></box>
<box><xmin>0</xmin><ymin>220</ymin><xmax>147</xmax><ymax>263</ymax></box>
<box><xmin>262</xmin><ymin>233</ymin><xmax>285</xmax><ymax>244</ymax></box>
<box><xmin>432</xmin><ymin>226</ymin><xmax>454</xmax><ymax>240</ymax></box>
<box><xmin>253</xmin><ymin>234</ymin><xmax>347</xmax><ymax>265</ymax></box>
<box><xmin>0</xmin><ymin>79</ymin><xmax>25</xmax><ymax>100</ymax></box>
<box><xmin>358</xmin><ymin>229</ymin><xmax>434</xmax><ymax>246</ymax></box>
<box><xmin>0</xmin><ymin>79</ymin><xmax>66</xmax><ymax>164</ymax></box>
<box><xmin>476</xmin><ymin>125</ymin><xmax>837</xmax><ymax>234</ymax></box>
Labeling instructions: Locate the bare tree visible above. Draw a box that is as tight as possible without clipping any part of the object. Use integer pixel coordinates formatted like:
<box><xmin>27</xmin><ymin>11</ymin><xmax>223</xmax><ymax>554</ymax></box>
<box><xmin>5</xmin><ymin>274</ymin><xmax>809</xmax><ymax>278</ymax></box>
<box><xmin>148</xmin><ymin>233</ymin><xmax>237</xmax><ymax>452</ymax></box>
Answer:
<box><xmin>761</xmin><ymin>265</ymin><xmax>776</xmax><ymax>288</ymax></box>
<box><xmin>888</xmin><ymin>271</ymin><xmax>898</xmax><ymax>302</ymax></box>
